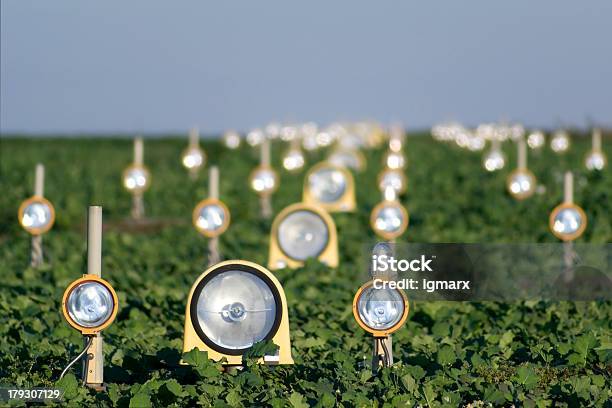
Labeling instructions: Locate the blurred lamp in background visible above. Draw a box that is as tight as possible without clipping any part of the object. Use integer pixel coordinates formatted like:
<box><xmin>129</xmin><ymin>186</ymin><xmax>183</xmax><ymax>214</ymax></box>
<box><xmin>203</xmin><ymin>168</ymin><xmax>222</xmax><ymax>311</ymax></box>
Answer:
<box><xmin>584</xmin><ymin>129</ymin><xmax>607</xmax><ymax>171</ymax></box>
<box><xmin>182</xmin><ymin>260</ymin><xmax>293</xmax><ymax>366</ymax></box>
<box><xmin>182</xmin><ymin>127</ymin><xmax>206</xmax><ymax>178</ymax></box>
<box><xmin>223</xmin><ymin>130</ymin><xmax>241</xmax><ymax>150</ymax></box>
<box><xmin>268</xmin><ymin>203</ymin><xmax>338</xmax><ymax>270</ymax></box>
<box><xmin>550</xmin><ymin>130</ymin><xmax>570</xmax><ymax>153</ymax></box>
<box><xmin>370</xmin><ymin>200</ymin><xmax>409</xmax><ymax>241</ymax></box>
<box><xmin>506</xmin><ymin>138</ymin><xmax>536</xmax><ymax>200</ymax></box>
<box><xmin>303</xmin><ymin>162</ymin><xmax>356</xmax><ymax>212</ymax></box>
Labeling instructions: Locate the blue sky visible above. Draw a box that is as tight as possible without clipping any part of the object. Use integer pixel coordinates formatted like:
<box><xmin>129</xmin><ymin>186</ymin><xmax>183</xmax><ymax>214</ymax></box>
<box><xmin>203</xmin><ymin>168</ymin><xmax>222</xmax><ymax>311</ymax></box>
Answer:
<box><xmin>1</xmin><ymin>1</ymin><xmax>611</xmax><ymax>134</ymax></box>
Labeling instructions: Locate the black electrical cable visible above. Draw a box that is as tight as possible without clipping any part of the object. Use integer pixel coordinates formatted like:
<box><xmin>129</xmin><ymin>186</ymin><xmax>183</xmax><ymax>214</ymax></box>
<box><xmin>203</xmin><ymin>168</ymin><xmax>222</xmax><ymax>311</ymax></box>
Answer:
<box><xmin>380</xmin><ymin>337</ymin><xmax>391</xmax><ymax>367</ymax></box>
<box><xmin>59</xmin><ymin>336</ymin><xmax>94</xmax><ymax>381</ymax></box>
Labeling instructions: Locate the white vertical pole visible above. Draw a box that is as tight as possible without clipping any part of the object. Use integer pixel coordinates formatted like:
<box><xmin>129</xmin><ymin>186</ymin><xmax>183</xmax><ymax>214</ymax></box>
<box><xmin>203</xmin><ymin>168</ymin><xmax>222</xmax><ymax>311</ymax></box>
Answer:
<box><xmin>260</xmin><ymin>140</ymin><xmax>273</xmax><ymax>218</ymax></box>
<box><xmin>132</xmin><ymin>138</ymin><xmax>145</xmax><ymax>219</ymax></box>
<box><xmin>563</xmin><ymin>171</ymin><xmax>573</xmax><ymax>204</ymax></box>
<box><xmin>31</xmin><ymin>164</ymin><xmax>45</xmax><ymax>267</ymax></box>
<box><xmin>85</xmin><ymin>206</ymin><xmax>104</xmax><ymax>389</ymax></box>
<box><xmin>593</xmin><ymin>129</ymin><xmax>602</xmax><ymax>151</ymax></box>
<box><xmin>207</xmin><ymin>167</ymin><xmax>221</xmax><ymax>266</ymax></box>
<box><xmin>134</xmin><ymin>137</ymin><xmax>144</xmax><ymax>166</ymax></box>
<box><xmin>261</xmin><ymin>139</ymin><xmax>271</xmax><ymax>167</ymax></box>
<box><xmin>517</xmin><ymin>138</ymin><xmax>527</xmax><ymax>170</ymax></box>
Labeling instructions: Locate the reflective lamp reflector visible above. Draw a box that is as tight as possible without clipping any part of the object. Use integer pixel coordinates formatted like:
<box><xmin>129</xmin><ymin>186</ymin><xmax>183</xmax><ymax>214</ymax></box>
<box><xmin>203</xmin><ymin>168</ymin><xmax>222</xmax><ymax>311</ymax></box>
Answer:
<box><xmin>18</xmin><ymin>196</ymin><xmax>55</xmax><ymax>235</ymax></box>
<box><xmin>66</xmin><ymin>281</ymin><xmax>115</xmax><ymax>329</ymax></box>
<box><xmin>549</xmin><ymin>203</ymin><xmax>587</xmax><ymax>241</ymax></box>
<box><xmin>123</xmin><ymin>165</ymin><xmax>150</xmax><ymax>193</ymax></box>
<box><xmin>190</xmin><ymin>265</ymin><xmax>281</xmax><ymax>354</ymax></box>
<box><xmin>277</xmin><ymin>210</ymin><xmax>329</xmax><ymax>261</ymax></box>
<box><xmin>308</xmin><ymin>167</ymin><xmax>347</xmax><ymax>203</ymax></box>
<box><xmin>353</xmin><ymin>282</ymin><xmax>409</xmax><ymax>336</ymax></box>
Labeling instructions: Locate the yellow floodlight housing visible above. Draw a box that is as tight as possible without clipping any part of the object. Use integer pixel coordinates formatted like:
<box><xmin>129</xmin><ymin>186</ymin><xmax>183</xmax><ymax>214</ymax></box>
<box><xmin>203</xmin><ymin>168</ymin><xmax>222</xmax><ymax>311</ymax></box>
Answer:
<box><xmin>303</xmin><ymin>162</ymin><xmax>356</xmax><ymax>212</ymax></box>
<box><xmin>268</xmin><ymin>203</ymin><xmax>338</xmax><ymax>270</ymax></box>
<box><xmin>183</xmin><ymin>260</ymin><xmax>293</xmax><ymax>366</ymax></box>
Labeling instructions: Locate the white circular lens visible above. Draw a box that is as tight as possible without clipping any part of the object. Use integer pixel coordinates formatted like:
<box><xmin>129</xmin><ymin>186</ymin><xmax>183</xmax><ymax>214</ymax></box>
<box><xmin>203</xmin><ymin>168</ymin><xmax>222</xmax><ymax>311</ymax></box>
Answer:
<box><xmin>123</xmin><ymin>166</ymin><xmax>150</xmax><ymax>192</ymax></box>
<box><xmin>21</xmin><ymin>201</ymin><xmax>52</xmax><ymax>229</ymax></box>
<box><xmin>585</xmin><ymin>151</ymin><xmax>606</xmax><ymax>171</ymax></box>
<box><xmin>196</xmin><ymin>270</ymin><xmax>277</xmax><ymax>350</ymax></box>
<box><xmin>196</xmin><ymin>204</ymin><xmax>226</xmax><ymax>233</ymax></box>
<box><xmin>483</xmin><ymin>150</ymin><xmax>505</xmax><ymax>172</ymax></box>
<box><xmin>527</xmin><ymin>131</ymin><xmax>545</xmax><ymax>149</ymax></box>
<box><xmin>551</xmin><ymin>131</ymin><xmax>570</xmax><ymax>153</ymax></box>
<box><xmin>277</xmin><ymin>210</ymin><xmax>329</xmax><ymax>261</ymax></box>
<box><xmin>328</xmin><ymin>150</ymin><xmax>362</xmax><ymax>171</ymax></box>
<box><xmin>373</xmin><ymin>205</ymin><xmax>405</xmax><ymax>235</ymax></box>
<box><xmin>508</xmin><ymin>171</ymin><xmax>535</xmax><ymax>196</ymax></box>
<box><xmin>378</xmin><ymin>170</ymin><xmax>405</xmax><ymax>193</ymax></box>
<box><xmin>182</xmin><ymin>147</ymin><xmax>205</xmax><ymax>170</ymax></box>
<box><xmin>224</xmin><ymin>131</ymin><xmax>241</xmax><ymax>149</ymax></box>
<box><xmin>385</xmin><ymin>152</ymin><xmax>406</xmax><ymax>170</ymax></box>
<box><xmin>553</xmin><ymin>207</ymin><xmax>583</xmax><ymax>236</ymax></box>
<box><xmin>358</xmin><ymin>286</ymin><xmax>404</xmax><ymax>331</ymax></box>
<box><xmin>283</xmin><ymin>150</ymin><xmax>305</xmax><ymax>171</ymax></box>
<box><xmin>250</xmin><ymin>168</ymin><xmax>277</xmax><ymax>194</ymax></box>
<box><xmin>308</xmin><ymin>167</ymin><xmax>347</xmax><ymax>203</ymax></box>
<box><xmin>67</xmin><ymin>282</ymin><xmax>114</xmax><ymax>328</ymax></box>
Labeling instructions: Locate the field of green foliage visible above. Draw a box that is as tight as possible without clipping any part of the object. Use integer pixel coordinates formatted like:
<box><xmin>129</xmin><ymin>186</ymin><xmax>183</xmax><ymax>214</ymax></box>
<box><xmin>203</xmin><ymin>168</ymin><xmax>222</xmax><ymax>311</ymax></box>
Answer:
<box><xmin>0</xmin><ymin>134</ymin><xmax>610</xmax><ymax>407</ymax></box>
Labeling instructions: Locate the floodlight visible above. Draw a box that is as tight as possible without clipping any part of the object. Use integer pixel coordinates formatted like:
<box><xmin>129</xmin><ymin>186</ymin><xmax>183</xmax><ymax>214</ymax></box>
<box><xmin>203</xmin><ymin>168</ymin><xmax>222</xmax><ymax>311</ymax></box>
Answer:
<box><xmin>62</xmin><ymin>275</ymin><xmax>118</xmax><ymax>335</ymax></box>
<box><xmin>122</xmin><ymin>164</ymin><xmax>150</xmax><ymax>193</ymax></box>
<box><xmin>585</xmin><ymin>129</ymin><xmax>607</xmax><ymax>171</ymax></box>
<box><xmin>182</xmin><ymin>146</ymin><xmax>206</xmax><ymax>170</ymax></box>
<box><xmin>383</xmin><ymin>151</ymin><xmax>406</xmax><ymax>170</ymax></box>
<box><xmin>506</xmin><ymin>169</ymin><xmax>536</xmax><ymax>200</ymax></box>
<box><xmin>370</xmin><ymin>200</ymin><xmax>409</xmax><ymax>240</ymax></box>
<box><xmin>483</xmin><ymin>149</ymin><xmax>505</xmax><ymax>172</ymax></box>
<box><xmin>328</xmin><ymin>148</ymin><xmax>366</xmax><ymax>172</ymax></box>
<box><xmin>249</xmin><ymin>165</ymin><xmax>278</xmax><ymax>196</ymax></box>
<box><xmin>282</xmin><ymin>149</ymin><xmax>305</xmax><ymax>172</ymax></box>
<box><xmin>506</xmin><ymin>138</ymin><xmax>536</xmax><ymax>200</ymax></box>
<box><xmin>18</xmin><ymin>196</ymin><xmax>56</xmax><ymax>235</ymax></box>
<box><xmin>268</xmin><ymin>203</ymin><xmax>338</xmax><ymax>270</ymax></box>
<box><xmin>550</xmin><ymin>130</ymin><xmax>570</xmax><ymax>153</ymax></box>
<box><xmin>192</xmin><ymin>198</ymin><xmax>230</xmax><ymax>238</ymax></box>
<box><xmin>527</xmin><ymin>131</ymin><xmax>545</xmax><ymax>149</ymax></box>
<box><xmin>549</xmin><ymin>203</ymin><xmax>587</xmax><ymax>241</ymax></box>
<box><xmin>303</xmin><ymin>162</ymin><xmax>356</xmax><ymax>212</ymax></box>
<box><xmin>353</xmin><ymin>282</ymin><xmax>408</xmax><ymax>336</ymax></box>
<box><xmin>377</xmin><ymin>169</ymin><xmax>407</xmax><ymax>196</ymax></box>
<box><xmin>183</xmin><ymin>260</ymin><xmax>293</xmax><ymax>365</ymax></box>
<box><xmin>224</xmin><ymin>130</ymin><xmax>241</xmax><ymax>149</ymax></box>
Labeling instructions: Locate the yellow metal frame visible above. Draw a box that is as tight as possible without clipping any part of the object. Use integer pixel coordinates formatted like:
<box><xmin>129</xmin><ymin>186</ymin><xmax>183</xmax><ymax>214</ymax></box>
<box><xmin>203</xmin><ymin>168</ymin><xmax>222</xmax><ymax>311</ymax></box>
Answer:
<box><xmin>18</xmin><ymin>196</ymin><xmax>56</xmax><ymax>235</ymax></box>
<box><xmin>352</xmin><ymin>281</ymin><xmax>409</xmax><ymax>337</ymax></box>
<box><xmin>303</xmin><ymin>162</ymin><xmax>356</xmax><ymax>212</ymax></box>
<box><xmin>61</xmin><ymin>275</ymin><xmax>119</xmax><ymax>335</ymax></box>
<box><xmin>268</xmin><ymin>202</ymin><xmax>338</xmax><ymax>270</ymax></box>
<box><xmin>192</xmin><ymin>198</ymin><xmax>231</xmax><ymax>238</ymax></box>
<box><xmin>182</xmin><ymin>260</ymin><xmax>293</xmax><ymax>365</ymax></box>
<box><xmin>549</xmin><ymin>202</ymin><xmax>587</xmax><ymax>241</ymax></box>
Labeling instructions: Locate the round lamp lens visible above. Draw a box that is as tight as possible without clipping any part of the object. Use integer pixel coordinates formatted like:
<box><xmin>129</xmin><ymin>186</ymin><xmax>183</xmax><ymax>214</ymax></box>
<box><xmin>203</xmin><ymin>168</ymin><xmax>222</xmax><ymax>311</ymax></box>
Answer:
<box><xmin>308</xmin><ymin>167</ymin><xmax>347</xmax><ymax>203</ymax></box>
<box><xmin>378</xmin><ymin>170</ymin><xmax>405</xmax><ymax>193</ymax></box>
<box><xmin>196</xmin><ymin>204</ymin><xmax>226</xmax><ymax>233</ymax></box>
<box><xmin>67</xmin><ymin>282</ymin><xmax>114</xmax><ymax>328</ymax></box>
<box><xmin>22</xmin><ymin>201</ymin><xmax>52</xmax><ymax>229</ymax></box>
<box><xmin>552</xmin><ymin>207</ymin><xmax>583</xmax><ymax>236</ymax></box>
<box><xmin>224</xmin><ymin>131</ymin><xmax>241</xmax><ymax>149</ymax></box>
<box><xmin>374</xmin><ymin>205</ymin><xmax>404</xmax><ymax>234</ymax></box>
<box><xmin>551</xmin><ymin>132</ymin><xmax>570</xmax><ymax>153</ymax></box>
<box><xmin>283</xmin><ymin>150</ymin><xmax>305</xmax><ymax>171</ymax></box>
<box><xmin>527</xmin><ymin>131</ymin><xmax>545</xmax><ymax>149</ymax></box>
<box><xmin>277</xmin><ymin>210</ymin><xmax>329</xmax><ymax>261</ymax></box>
<box><xmin>385</xmin><ymin>152</ymin><xmax>406</xmax><ymax>170</ymax></box>
<box><xmin>585</xmin><ymin>151</ymin><xmax>606</xmax><ymax>171</ymax></box>
<box><xmin>358</xmin><ymin>286</ymin><xmax>404</xmax><ymax>331</ymax></box>
<box><xmin>508</xmin><ymin>171</ymin><xmax>535</xmax><ymax>196</ymax></box>
<box><xmin>182</xmin><ymin>147</ymin><xmax>205</xmax><ymax>169</ymax></box>
<box><xmin>123</xmin><ymin>166</ymin><xmax>150</xmax><ymax>192</ymax></box>
<box><xmin>250</xmin><ymin>168</ymin><xmax>277</xmax><ymax>194</ymax></box>
<box><xmin>483</xmin><ymin>150</ymin><xmax>505</xmax><ymax>172</ymax></box>
<box><xmin>195</xmin><ymin>270</ymin><xmax>278</xmax><ymax>350</ymax></box>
